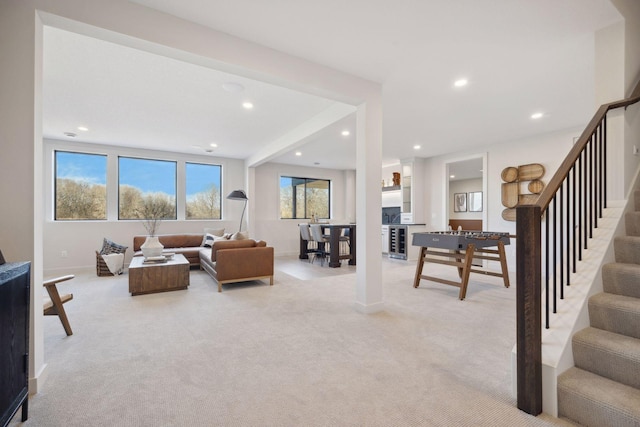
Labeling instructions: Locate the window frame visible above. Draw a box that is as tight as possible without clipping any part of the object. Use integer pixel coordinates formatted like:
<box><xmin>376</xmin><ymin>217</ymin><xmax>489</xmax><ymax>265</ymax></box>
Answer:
<box><xmin>117</xmin><ymin>156</ymin><xmax>178</xmax><ymax>221</ymax></box>
<box><xmin>279</xmin><ymin>175</ymin><xmax>331</xmax><ymax>220</ymax></box>
<box><xmin>46</xmin><ymin>141</ymin><xmax>227</xmax><ymax>223</ymax></box>
<box><xmin>185</xmin><ymin>161</ymin><xmax>223</xmax><ymax>220</ymax></box>
<box><xmin>54</xmin><ymin>150</ymin><xmax>108</xmax><ymax>221</ymax></box>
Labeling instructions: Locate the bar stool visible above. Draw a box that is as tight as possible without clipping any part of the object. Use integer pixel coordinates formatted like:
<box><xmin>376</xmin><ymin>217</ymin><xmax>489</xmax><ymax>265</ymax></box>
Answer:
<box><xmin>309</xmin><ymin>224</ymin><xmax>330</xmax><ymax>266</ymax></box>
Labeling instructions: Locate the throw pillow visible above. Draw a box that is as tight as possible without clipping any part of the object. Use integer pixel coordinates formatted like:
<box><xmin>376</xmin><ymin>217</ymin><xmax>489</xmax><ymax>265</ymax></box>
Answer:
<box><xmin>100</xmin><ymin>238</ymin><xmax>128</xmax><ymax>255</ymax></box>
<box><xmin>230</xmin><ymin>231</ymin><xmax>249</xmax><ymax>240</ymax></box>
<box><xmin>201</xmin><ymin>228</ymin><xmax>225</xmax><ymax>246</ymax></box>
<box><xmin>202</xmin><ymin>233</ymin><xmax>216</xmax><ymax>248</ymax></box>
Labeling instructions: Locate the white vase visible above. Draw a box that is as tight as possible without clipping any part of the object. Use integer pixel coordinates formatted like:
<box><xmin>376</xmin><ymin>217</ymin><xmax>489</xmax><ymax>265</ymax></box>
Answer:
<box><xmin>141</xmin><ymin>236</ymin><xmax>164</xmax><ymax>258</ymax></box>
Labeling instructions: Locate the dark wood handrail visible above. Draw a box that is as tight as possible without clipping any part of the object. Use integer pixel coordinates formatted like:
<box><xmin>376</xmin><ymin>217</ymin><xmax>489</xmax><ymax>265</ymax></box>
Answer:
<box><xmin>536</xmin><ymin>83</ymin><xmax>640</xmax><ymax>211</ymax></box>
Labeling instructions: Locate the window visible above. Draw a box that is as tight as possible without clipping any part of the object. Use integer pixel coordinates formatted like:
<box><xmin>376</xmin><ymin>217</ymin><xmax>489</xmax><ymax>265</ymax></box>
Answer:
<box><xmin>185</xmin><ymin>162</ymin><xmax>222</xmax><ymax>219</ymax></box>
<box><xmin>280</xmin><ymin>176</ymin><xmax>330</xmax><ymax>219</ymax></box>
<box><xmin>55</xmin><ymin>151</ymin><xmax>107</xmax><ymax>220</ymax></box>
<box><xmin>118</xmin><ymin>157</ymin><xmax>176</xmax><ymax>220</ymax></box>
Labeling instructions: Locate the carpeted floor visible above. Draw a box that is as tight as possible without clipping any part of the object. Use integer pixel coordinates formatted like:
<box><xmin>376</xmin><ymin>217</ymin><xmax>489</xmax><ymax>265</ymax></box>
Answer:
<box><xmin>11</xmin><ymin>256</ymin><xmax>571</xmax><ymax>426</ymax></box>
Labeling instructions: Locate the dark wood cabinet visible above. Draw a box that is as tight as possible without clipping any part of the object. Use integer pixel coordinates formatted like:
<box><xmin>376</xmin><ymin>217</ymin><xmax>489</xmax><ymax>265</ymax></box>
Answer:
<box><xmin>0</xmin><ymin>262</ymin><xmax>30</xmax><ymax>427</ymax></box>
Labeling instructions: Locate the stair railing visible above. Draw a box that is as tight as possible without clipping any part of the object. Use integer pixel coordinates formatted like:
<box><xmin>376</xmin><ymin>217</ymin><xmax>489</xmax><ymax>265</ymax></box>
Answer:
<box><xmin>516</xmin><ymin>81</ymin><xmax>640</xmax><ymax>415</ymax></box>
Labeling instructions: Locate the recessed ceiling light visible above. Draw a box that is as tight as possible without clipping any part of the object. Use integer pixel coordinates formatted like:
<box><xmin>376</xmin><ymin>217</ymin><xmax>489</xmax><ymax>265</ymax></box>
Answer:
<box><xmin>531</xmin><ymin>112</ymin><xmax>544</xmax><ymax>119</ymax></box>
<box><xmin>295</xmin><ymin>151</ymin><xmax>302</xmax><ymax>156</ymax></box>
<box><xmin>413</xmin><ymin>145</ymin><xmax>421</xmax><ymax>150</ymax></box>
<box><xmin>222</xmin><ymin>82</ymin><xmax>244</xmax><ymax>93</ymax></box>
<box><xmin>64</xmin><ymin>132</ymin><xmax>76</xmax><ymax>138</ymax></box>
<box><xmin>242</xmin><ymin>102</ymin><xmax>254</xmax><ymax>110</ymax></box>
<box><xmin>454</xmin><ymin>79</ymin><xmax>468</xmax><ymax>88</ymax></box>
<box><xmin>341</xmin><ymin>130</ymin><xmax>350</xmax><ymax>136</ymax></box>
<box><xmin>77</xmin><ymin>126</ymin><xmax>88</xmax><ymax>131</ymax></box>
<box><xmin>210</xmin><ymin>143</ymin><xmax>218</xmax><ymax>148</ymax></box>
<box><xmin>450</xmin><ymin>175</ymin><xmax>455</xmax><ymax>179</ymax></box>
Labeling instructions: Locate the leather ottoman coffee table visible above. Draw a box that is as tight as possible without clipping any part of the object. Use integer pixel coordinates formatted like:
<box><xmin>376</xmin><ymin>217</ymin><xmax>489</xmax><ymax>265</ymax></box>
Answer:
<box><xmin>128</xmin><ymin>253</ymin><xmax>189</xmax><ymax>296</ymax></box>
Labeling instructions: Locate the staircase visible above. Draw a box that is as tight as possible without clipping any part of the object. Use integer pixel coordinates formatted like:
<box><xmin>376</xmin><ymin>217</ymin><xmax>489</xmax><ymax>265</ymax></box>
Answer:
<box><xmin>557</xmin><ymin>190</ymin><xmax>640</xmax><ymax>426</ymax></box>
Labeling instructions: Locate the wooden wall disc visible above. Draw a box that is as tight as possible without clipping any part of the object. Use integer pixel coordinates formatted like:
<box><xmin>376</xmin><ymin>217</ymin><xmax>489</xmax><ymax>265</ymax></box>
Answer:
<box><xmin>501</xmin><ymin>182</ymin><xmax>519</xmax><ymax>208</ymax></box>
<box><xmin>502</xmin><ymin>208</ymin><xmax>516</xmax><ymax>221</ymax></box>
<box><xmin>528</xmin><ymin>179</ymin><xmax>545</xmax><ymax>194</ymax></box>
<box><xmin>518</xmin><ymin>163</ymin><xmax>545</xmax><ymax>181</ymax></box>
<box><xmin>501</xmin><ymin>167</ymin><xmax>518</xmax><ymax>183</ymax></box>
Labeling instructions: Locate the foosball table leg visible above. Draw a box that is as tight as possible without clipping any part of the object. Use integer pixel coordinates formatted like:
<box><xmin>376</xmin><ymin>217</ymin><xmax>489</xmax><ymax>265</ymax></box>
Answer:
<box><xmin>454</xmin><ymin>249</ymin><xmax>465</xmax><ymax>278</ymax></box>
<box><xmin>458</xmin><ymin>244</ymin><xmax>476</xmax><ymax>300</ymax></box>
<box><xmin>413</xmin><ymin>247</ymin><xmax>427</xmax><ymax>288</ymax></box>
<box><xmin>498</xmin><ymin>241</ymin><xmax>510</xmax><ymax>288</ymax></box>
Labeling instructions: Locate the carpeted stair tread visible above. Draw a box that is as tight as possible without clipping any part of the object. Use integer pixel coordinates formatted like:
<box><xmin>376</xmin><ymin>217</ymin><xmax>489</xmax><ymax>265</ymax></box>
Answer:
<box><xmin>572</xmin><ymin>327</ymin><xmax>640</xmax><ymax>389</ymax></box>
<box><xmin>625</xmin><ymin>211</ymin><xmax>640</xmax><ymax>236</ymax></box>
<box><xmin>614</xmin><ymin>235</ymin><xmax>640</xmax><ymax>264</ymax></box>
<box><xmin>602</xmin><ymin>263</ymin><xmax>640</xmax><ymax>298</ymax></box>
<box><xmin>635</xmin><ymin>189</ymin><xmax>640</xmax><ymax>211</ymax></box>
<box><xmin>588</xmin><ymin>292</ymin><xmax>640</xmax><ymax>339</ymax></box>
<box><xmin>558</xmin><ymin>367</ymin><xmax>640</xmax><ymax>427</ymax></box>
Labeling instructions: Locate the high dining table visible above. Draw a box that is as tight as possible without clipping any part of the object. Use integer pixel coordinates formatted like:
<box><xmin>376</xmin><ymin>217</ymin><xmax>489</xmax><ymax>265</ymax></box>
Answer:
<box><xmin>299</xmin><ymin>223</ymin><xmax>356</xmax><ymax>267</ymax></box>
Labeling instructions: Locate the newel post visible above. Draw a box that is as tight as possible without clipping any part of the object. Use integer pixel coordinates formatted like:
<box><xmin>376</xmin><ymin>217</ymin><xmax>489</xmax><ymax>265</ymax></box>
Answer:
<box><xmin>516</xmin><ymin>205</ymin><xmax>542</xmax><ymax>415</ymax></box>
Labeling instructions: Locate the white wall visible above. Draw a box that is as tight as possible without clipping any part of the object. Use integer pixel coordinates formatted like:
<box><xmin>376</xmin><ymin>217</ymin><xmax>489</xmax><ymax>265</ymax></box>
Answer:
<box><xmin>252</xmin><ymin>162</ymin><xmax>355</xmax><ymax>256</ymax></box>
<box><xmin>449</xmin><ymin>178</ymin><xmax>483</xmax><ymax>221</ymax></box>
<box><xmin>424</xmin><ymin>127</ymin><xmax>580</xmax><ymax>271</ymax></box>
<box><xmin>43</xmin><ymin>138</ymin><xmax>246</xmax><ymax>274</ymax></box>
<box><xmin>0</xmin><ymin>1</ymin><xmax>44</xmax><ymax>392</ymax></box>
<box><xmin>1</xmin><ymin>0</ymin><xmax>383</xmax><ymax>392</ymax></box>
<box><xmin>603</xmin><ymin>2</ymin><xmax>640</xmax><ymax>197</ymax></box>
<box><xmin>622</xmin><ymin>4</ymin><xmax>640</xmax><ymax>194</ymax></box>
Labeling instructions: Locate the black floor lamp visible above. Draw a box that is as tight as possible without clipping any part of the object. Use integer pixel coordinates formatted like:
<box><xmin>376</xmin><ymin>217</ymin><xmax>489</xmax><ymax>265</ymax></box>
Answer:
<box><xmin>226</xmin><ymin>190</ymin><xmax>248</xmax><ymax>233</ymax></box>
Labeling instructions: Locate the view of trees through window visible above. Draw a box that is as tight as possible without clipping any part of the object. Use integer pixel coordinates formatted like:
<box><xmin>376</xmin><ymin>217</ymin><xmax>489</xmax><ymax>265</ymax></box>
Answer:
<box><xmin>280</xmin><ymin>176</ymin><xmax>330</xmax><ymax>219</ymax></box>
<box><xmin>54</xmin><ymin>151</ymin><xmax>223</xmax><ymax>223</ymax></box>
<box><xmin>186</xmin><ymin>162</ymin><xmax>222</xmax><ymax>219</ymax></box>
<box><xmin>55</xmin><ymin>151</ymin><xmax>107</xmax><ymax>220</ymax></box>
<box><xmin>118</xmin><ymin>157</ymin><xmax>177</xmax><ymax>220</ymax></box>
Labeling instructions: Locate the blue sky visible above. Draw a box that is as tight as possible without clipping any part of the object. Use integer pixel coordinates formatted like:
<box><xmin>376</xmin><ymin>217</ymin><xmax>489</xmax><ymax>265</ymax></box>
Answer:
<box><xmin>56</xmin><ymin>151</ymin><xmax>106</xmax><ymax>185</ymax></box>
<box><xmin>185</xmin><ymin>162</ymin><xmax>221</xmax><ymax>197</ymax></box>
<box><xmin>119</xmin><ymin>157</ymin><xmax>176</xmax><ymax>194</ymax></box>
<box><xmin>56</xmin><ymin>152</ymin><xmax>221</xmax><ymax>196</ymax></box>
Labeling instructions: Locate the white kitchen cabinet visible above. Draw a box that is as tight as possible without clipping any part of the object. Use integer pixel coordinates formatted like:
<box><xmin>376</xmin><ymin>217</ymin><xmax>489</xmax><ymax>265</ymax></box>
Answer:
<box><xmin>400</xmin><ymin>158</ymin><xmax>424</xmax><ymax>224</ymax></box>
<box><xmin>381</xmin><ymin>225</ymin><xmax>390</xmax><ymax>253</ymax></box>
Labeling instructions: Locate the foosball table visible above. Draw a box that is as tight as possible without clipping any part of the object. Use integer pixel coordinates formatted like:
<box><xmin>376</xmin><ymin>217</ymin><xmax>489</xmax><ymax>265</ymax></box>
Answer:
<box><xmin>411</xmin><ymin>231</ymin><xmax>511</xmax><ymax>300</ymax></box>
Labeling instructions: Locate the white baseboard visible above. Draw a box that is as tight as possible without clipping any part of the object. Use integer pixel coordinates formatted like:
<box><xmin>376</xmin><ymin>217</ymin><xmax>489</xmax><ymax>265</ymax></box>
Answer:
<box><xmin>29</xmin><ymin>362</ymin><xmax>49</xmax><ymax>395</ymax></box>
<box><xmin>354</xmin><ymin>301</ymin><xmax>384</xmax><ymax>314</ymax></box>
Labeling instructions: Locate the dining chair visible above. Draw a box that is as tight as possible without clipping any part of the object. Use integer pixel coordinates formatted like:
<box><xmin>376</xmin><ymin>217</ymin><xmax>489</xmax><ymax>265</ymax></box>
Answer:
<box><xmin>339</xmin><ymin>228</ymin><xmax>351</xmax><ymax>254</ymax></box>
<box><xmin>299</xmin><ymin>223</ymin><xmax>318</xmax><ymax>263</ymax></box>
<box><xmin>309</xmin><ymin>224</ymin><xmax>330</xmax><ymax>266</ymax></box>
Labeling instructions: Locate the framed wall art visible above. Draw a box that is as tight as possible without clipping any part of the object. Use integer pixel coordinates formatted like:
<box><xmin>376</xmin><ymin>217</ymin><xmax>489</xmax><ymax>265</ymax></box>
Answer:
<box><xmin>454</xmin><ymin>193</ymin><xmax>467</xmax><ymax>212</ymax></box>
<box><xmin>468</xmin><ymin>191</ymin><xmax>483</xmax><ymax>212</ymax></box>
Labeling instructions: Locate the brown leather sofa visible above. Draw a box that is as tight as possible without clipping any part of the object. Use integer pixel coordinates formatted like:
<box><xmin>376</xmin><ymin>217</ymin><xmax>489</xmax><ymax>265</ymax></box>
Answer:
<box><xmin>133</xmin><ymin>234</ymin><xmax>203</xmax><ymax>267</ymax></box>
<box><xmin>199</xmin><ymin>239</ymin><xmax>274</xmax><ymax>292</ymax></box>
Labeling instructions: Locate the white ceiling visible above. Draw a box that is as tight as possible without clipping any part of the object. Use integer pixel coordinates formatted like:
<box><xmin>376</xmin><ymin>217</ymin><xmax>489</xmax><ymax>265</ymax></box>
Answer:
<box><xmin>43</xmin><ymin>0</ymin><xmax>622</xmax><ymax>170</ymax></box>
<box><xmin>448</xmin><ymin>158</ymin><xmax>484</xmax><ymax>182</ymax></box>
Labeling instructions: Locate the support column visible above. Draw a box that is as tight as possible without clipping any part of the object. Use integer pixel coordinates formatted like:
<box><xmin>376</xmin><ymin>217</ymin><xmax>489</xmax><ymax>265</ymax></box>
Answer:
<box><xmin>354</xmin><ymin>96</ymin><xmax>383</xmax><ymax>313</ymax></box>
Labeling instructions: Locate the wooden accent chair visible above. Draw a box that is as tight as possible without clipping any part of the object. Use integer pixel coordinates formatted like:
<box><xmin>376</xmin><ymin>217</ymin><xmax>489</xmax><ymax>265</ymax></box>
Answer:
<box><xmin>43</xmin><ymin>274</ymin><xmax>74</xmax><ymax>336</ymax></box>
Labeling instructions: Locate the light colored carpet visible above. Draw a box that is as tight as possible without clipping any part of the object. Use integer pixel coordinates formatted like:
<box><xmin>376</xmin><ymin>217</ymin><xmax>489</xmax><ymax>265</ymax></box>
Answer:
<box><xmin>11</xmin><ymin>256</ymin><xmax>570</xmax><ymax>426</ymax></box>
